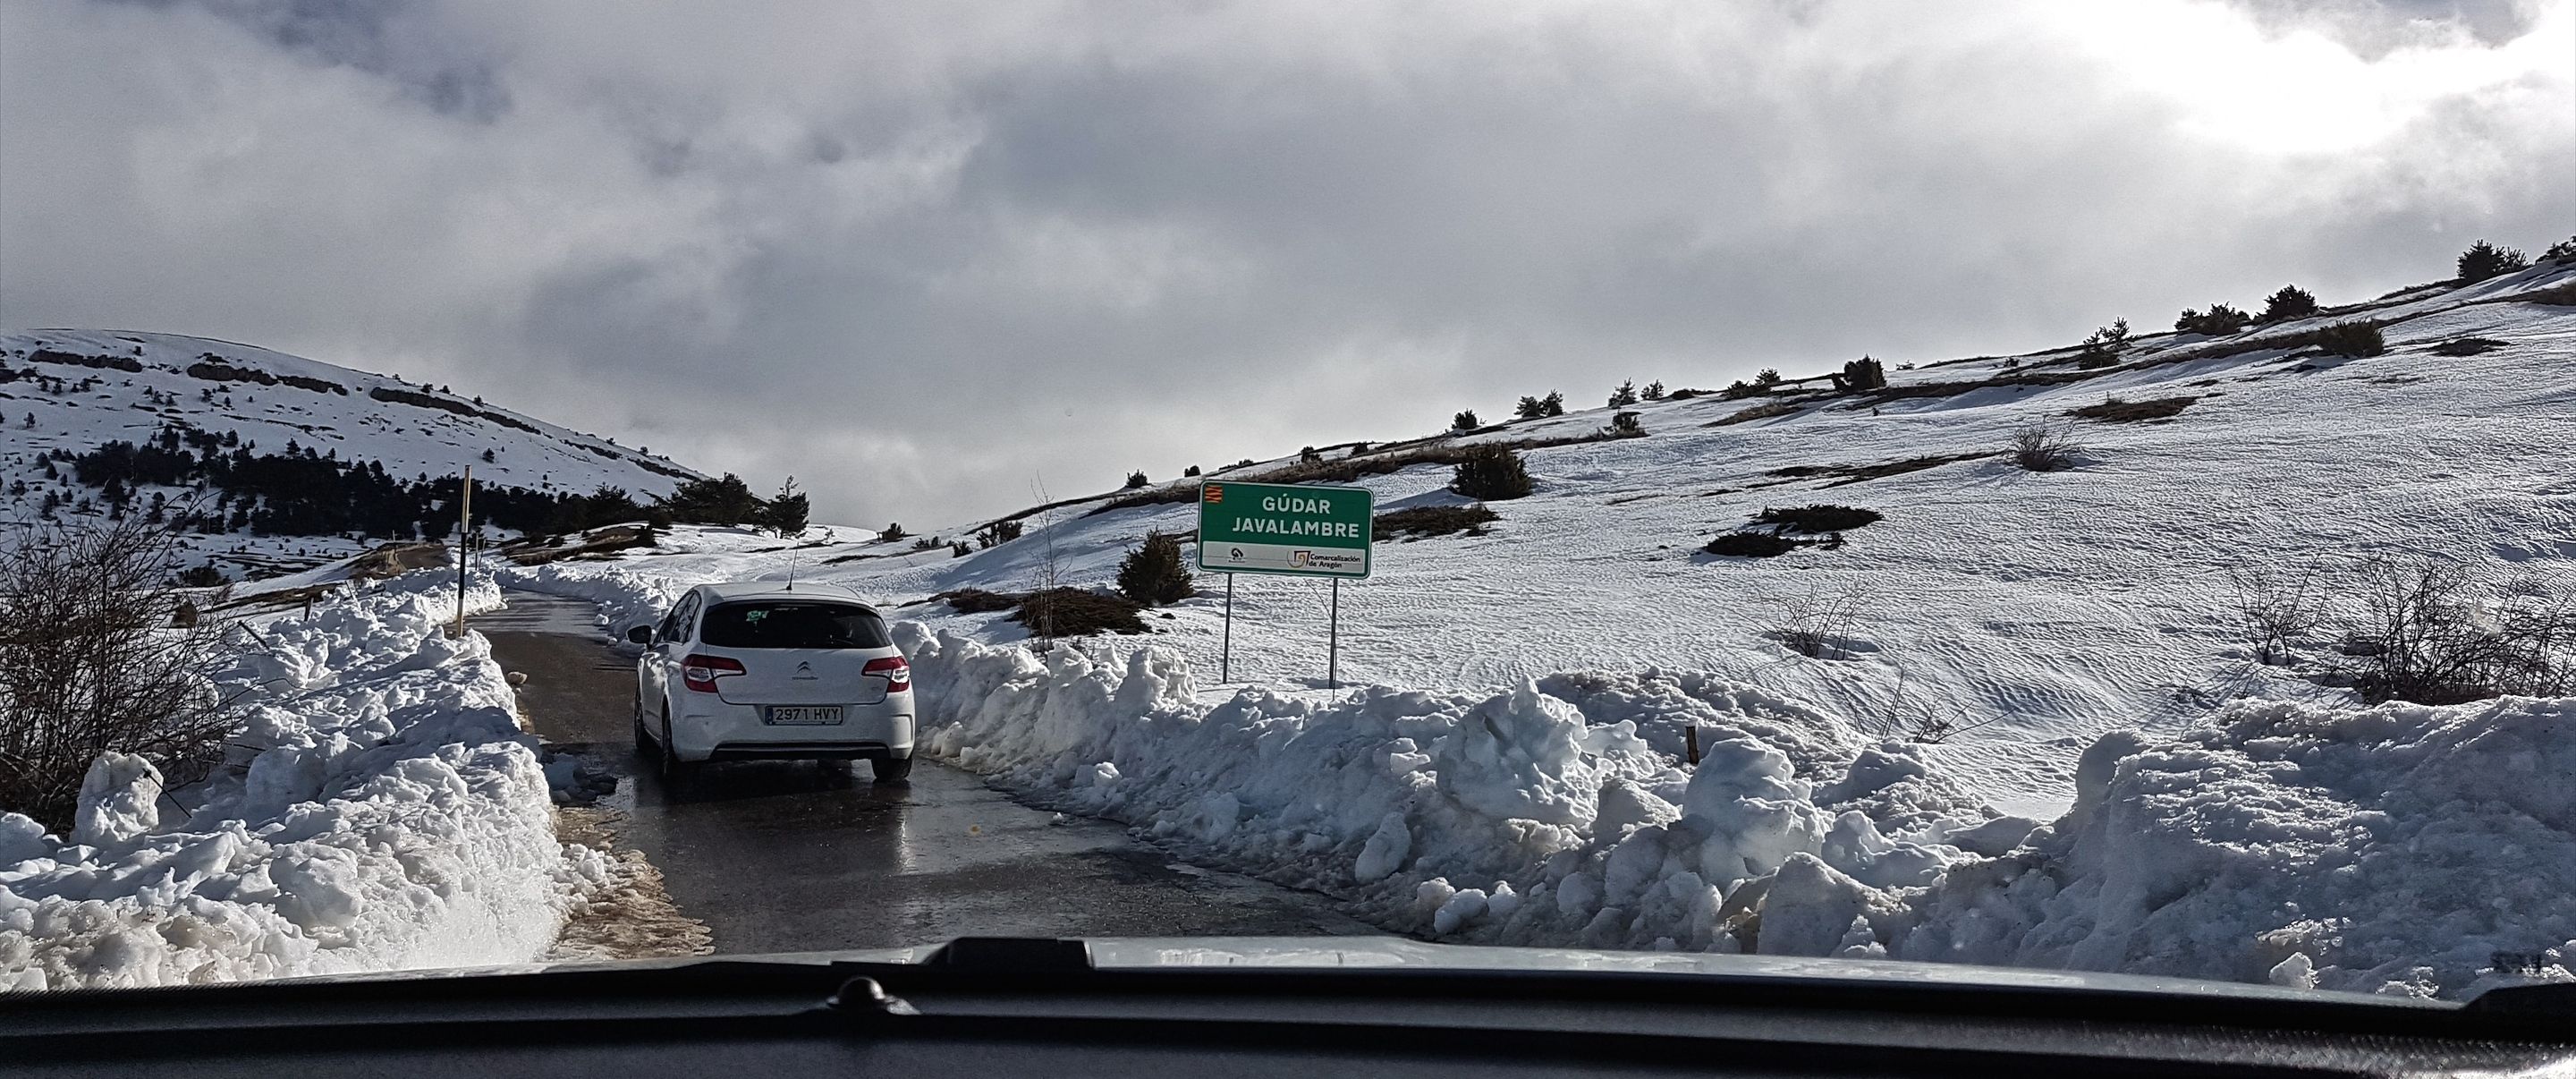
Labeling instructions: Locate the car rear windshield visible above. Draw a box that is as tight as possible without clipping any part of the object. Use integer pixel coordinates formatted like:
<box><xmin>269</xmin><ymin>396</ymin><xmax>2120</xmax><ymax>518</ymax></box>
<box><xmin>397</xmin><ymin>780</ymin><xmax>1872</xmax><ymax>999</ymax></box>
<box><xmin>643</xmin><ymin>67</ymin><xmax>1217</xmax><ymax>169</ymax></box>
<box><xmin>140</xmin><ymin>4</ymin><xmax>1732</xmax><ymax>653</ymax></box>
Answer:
<box><xmin>699</xmin><ymin>601</ymin><xmax>892</xmax><ymax>649</ymax></box>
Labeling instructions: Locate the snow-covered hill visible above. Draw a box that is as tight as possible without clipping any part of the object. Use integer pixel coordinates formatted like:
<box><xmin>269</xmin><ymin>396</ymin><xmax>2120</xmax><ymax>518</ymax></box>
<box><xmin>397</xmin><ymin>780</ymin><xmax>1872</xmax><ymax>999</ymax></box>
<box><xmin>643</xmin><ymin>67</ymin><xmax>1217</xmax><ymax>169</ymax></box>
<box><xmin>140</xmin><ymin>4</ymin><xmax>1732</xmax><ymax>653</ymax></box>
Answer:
<box><xmin>0</xmin><ymin>329</ymin><xmax>702</xmax><ymax>575</ymax></box>
<box><xmin>495</xmin><ymin>256</ymin><xmax>2576</xmax><ymax>998</ymax></box>
<box><xmin>509</xmin><ymin>258</ymin><xmax>2576</xmax><ymax>817</ymax></box>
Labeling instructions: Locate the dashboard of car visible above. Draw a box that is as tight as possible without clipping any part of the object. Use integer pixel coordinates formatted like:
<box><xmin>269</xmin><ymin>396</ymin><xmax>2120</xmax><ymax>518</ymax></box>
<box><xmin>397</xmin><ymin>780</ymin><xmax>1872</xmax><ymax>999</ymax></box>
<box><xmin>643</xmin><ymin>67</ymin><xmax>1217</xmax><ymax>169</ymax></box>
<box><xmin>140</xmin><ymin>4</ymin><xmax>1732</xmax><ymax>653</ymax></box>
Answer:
<box><xmin>4</xmin><ymin>939</ymin><xmax>2569</xmax><ymax>1078</ymax></box>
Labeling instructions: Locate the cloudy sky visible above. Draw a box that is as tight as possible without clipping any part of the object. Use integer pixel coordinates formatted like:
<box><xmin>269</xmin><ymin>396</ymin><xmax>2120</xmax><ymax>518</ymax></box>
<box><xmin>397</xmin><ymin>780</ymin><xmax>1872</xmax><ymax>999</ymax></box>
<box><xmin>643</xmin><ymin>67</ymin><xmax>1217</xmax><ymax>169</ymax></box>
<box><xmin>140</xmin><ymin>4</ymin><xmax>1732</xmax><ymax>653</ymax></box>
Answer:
<box><xmin>3</xmin><ymin>0</ymin><xmax>2569</xmax><ymax>523</ymax></box>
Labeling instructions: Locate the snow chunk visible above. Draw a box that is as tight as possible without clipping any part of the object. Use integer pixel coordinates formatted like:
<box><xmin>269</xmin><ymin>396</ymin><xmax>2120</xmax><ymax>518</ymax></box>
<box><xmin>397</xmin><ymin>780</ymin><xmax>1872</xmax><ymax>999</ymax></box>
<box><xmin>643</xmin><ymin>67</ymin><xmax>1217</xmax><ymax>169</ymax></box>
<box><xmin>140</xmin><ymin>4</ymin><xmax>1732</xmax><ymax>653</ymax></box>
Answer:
<box><xmin>72</xmin><ymin>752</ymin><xmax>162</xmax><ymax>847</ymax></box>
<box><xmin>1943</xmin><ymin>814</ymin><xmax>2040</xmax><ymax>858</ymax></box>
<box><xmin>1682</xmin><ymin>736</ymin><xmax>1829</xmax><ymax>887</ymax></box>
<box><xmin>1433</xmin><ymin>887</ymin><xmax>1489</xmax><ymax>934</ymax></box>
<box><xmin>1353</xmin><ymin>813</ymin><xmax>1412</xmax><ymax>883</ymax></box>
<box><xmin>1595</xmin><ymin>779</ymin><xmax>1682</xmax><ymax>837</ymax></box>
<box><xmin>1434</xmin><ymin>682</ymin><xmax>1604</xmax><ymax>828</ymax></box>
<box><xmin>2268</xmin><ymin>952</ymin><xmax>2318</xmax><ymax>990</ymax></box>
<box><xmin>1757</xmin><ymin>853</ymin><xmax>1883</xmax><ymax>957</ymax></box>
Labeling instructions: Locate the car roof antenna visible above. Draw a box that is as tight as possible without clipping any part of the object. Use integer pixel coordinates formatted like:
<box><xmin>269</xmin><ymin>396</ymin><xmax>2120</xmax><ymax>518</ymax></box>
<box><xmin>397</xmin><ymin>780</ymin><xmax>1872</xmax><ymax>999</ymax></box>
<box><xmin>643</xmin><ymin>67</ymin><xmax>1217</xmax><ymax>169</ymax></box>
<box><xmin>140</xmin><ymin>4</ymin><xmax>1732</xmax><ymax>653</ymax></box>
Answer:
<box><xmin>786</xmin><ymin>545</ymin><xmax>798</xmax><ymax>591</ymax></box>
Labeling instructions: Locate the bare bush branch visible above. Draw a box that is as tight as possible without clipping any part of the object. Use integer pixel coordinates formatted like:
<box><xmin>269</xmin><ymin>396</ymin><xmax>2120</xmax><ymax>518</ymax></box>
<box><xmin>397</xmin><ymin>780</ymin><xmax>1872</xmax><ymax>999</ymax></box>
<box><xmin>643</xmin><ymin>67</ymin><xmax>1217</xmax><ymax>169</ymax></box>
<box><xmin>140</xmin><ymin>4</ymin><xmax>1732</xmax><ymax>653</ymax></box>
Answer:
<box><xmin>2343</xmin><ymin>556</ymin><xmax>2576</xmax><ymax>704</ymax></box>
<box><xmin>0</xmin><ymin>515</ymin><xmax>246</xmax><ymax>832</ymax></box>
<box><xmin>1775</xmin><ymin>581</ymin><xmax>1869</xmax><ymax>660</ymax></box>
<box><xmin>2009</xmin><ymin>421</ymin><xmax>2082</xmax><ymax>472</ymax></box>
<box><xmin>1027</xmin><ymin>476</ymin><xmax>1063</xmax><ymax>648</ymax></box>
<box><xmin>2227</xmin><ymin>565</ymin><xmax>2319</xmax><ymax>665</ymax></box>
<box><xmin>1876</xmin><ymin>662</ymin><xmax>2009</xmax><ymax>744</ymax></box>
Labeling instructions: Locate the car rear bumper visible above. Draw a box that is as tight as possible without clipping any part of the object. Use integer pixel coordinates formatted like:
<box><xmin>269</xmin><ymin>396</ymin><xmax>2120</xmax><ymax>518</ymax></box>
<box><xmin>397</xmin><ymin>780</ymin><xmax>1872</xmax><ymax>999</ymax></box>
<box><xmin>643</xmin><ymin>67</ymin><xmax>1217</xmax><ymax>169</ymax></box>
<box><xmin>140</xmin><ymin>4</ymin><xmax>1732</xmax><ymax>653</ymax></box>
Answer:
<box><xmin>668</xmin><ymin>697</ymin><xmax>913</xmax><ymax>763</ymax></box>
<box><xmin>706</xmin><ymin>742</ymin><xmax>910</xmax><ymax>762</ymax></box>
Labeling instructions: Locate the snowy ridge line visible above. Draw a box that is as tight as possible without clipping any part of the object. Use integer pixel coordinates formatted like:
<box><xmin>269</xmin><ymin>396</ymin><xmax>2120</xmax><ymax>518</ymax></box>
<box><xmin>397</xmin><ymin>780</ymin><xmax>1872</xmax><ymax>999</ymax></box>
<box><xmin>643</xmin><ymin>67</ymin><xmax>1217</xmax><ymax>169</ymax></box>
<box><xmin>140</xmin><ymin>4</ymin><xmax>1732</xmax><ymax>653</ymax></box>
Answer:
<box><xmin>0</xmin><ymin>327</ymin><xmax>707</xmax><ymax>580</ymax></box>
<box><xmin>0</xmin><ymin>327</ymin><xmax>697</xmax><ymax>483</ymax></box>
<box><xmin>899</xmin><ymin>627</ymin><xmax>2574</xmax><ymax>999</ymax></box>
<box><xmin>0</xmin><ymin>571</ymin><xmax>589</xmax><ymax>990</ymax></box>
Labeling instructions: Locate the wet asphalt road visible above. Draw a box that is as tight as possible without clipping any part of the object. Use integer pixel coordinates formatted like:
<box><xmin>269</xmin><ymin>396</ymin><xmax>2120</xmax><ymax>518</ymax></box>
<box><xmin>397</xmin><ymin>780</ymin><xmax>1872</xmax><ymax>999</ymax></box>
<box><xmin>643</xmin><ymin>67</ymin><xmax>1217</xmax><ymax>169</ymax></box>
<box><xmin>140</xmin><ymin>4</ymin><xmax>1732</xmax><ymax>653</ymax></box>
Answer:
<box><xmin>477</xmin><ymin>590</ymin><xmax>1368</xmax><ymax>955</ymax></box>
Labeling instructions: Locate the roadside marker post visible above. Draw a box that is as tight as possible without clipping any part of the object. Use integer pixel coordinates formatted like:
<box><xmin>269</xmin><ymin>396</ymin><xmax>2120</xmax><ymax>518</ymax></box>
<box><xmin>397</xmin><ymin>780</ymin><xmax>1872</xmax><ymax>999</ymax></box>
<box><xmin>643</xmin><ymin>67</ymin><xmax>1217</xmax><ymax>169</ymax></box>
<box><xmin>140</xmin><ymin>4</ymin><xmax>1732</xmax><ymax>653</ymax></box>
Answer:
<box><xmin>1194</xmin><ymin>480</ymin><xmax>1372</xmax><ymax>689</ymax></box>
<box><xmin>453</xmin><ymin>464</ymin><xmax>473</xmax><ymax>639</ymax></box>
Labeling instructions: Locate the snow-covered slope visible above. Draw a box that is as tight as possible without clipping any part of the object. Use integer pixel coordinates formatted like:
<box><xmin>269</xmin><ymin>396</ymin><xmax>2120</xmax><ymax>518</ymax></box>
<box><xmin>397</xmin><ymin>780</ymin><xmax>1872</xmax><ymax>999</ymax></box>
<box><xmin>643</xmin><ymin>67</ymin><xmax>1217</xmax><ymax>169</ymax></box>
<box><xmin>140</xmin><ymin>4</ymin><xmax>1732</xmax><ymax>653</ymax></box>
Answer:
<box><xmin>0</xmin><ymin>329</ymin><xmax>701</xmax><ymax>573</ymax></box>
<box><xmin>506</xmin><ymin>260</ymin><xmax>2576</xmax><ymax>818</ymax></box>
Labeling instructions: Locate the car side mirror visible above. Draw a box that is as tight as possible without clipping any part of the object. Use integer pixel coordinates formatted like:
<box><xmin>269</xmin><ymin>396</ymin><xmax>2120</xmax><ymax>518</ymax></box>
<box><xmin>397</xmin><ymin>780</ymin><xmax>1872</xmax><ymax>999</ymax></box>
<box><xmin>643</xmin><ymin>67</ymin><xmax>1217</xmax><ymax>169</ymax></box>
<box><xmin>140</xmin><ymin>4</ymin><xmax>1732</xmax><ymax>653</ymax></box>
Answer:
<box><xmin>626</xmin><ymin>625</ymin><xmax>654</xmax><ymax>645</ymax></box>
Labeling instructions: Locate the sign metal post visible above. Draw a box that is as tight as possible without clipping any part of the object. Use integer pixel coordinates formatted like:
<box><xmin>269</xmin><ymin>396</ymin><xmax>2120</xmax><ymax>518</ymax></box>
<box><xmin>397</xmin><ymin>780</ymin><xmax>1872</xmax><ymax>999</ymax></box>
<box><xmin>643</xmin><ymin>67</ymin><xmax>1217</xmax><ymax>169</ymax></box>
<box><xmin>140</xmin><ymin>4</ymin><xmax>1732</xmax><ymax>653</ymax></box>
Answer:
<box><xmin>1328</xmin><ymin>577</ymin><xmax>1339</xmax><ymax>690</ymax></box>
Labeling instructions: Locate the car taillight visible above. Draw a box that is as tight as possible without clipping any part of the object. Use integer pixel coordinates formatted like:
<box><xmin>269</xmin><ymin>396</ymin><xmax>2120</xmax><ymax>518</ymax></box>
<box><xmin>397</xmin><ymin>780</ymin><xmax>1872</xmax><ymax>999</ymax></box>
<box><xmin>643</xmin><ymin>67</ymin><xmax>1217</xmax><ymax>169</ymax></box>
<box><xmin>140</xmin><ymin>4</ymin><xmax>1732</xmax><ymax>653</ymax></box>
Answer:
<box><xmin>681</xmin><ymin>654</ymin><xmax>745</xmax><ymax>692</ymax></box>
<box><xmin>864</xmin><ymin>655</ymin><xmax>911</xmax><ymax>692</ymax></box>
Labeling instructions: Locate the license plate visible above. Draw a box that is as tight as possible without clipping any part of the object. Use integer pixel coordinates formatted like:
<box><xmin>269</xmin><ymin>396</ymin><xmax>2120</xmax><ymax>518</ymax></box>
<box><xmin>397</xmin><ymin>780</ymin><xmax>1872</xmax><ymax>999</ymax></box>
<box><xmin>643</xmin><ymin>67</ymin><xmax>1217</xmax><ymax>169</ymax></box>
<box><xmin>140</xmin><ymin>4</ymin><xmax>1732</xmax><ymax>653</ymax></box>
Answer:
<box><xmin>763</xmin><ymin>705</ymin><xmax>844</xmax><ymax>726</ymax></box>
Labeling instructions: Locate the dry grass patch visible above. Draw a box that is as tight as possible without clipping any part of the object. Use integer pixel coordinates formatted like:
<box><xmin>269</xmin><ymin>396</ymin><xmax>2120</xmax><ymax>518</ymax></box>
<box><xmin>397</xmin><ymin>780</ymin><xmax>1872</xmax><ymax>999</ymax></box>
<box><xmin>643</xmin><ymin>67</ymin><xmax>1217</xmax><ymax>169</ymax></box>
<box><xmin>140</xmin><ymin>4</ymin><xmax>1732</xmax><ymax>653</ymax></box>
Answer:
<box><xmin>1086</xmin><ymin>431</ymin><xmax>1615</xmax><ymax>515</ymax></box>
<box><xmin>1767</xmin><ymin>452</ymin><xmax>1994</xmax><ymax>488</ymax></box>
<box><xmin>1013</xmin><ymin>588</ymin><xmax>1148</xmax><ymax>637</ymax></box>
<box><xmin>1704</xmin><ymin>531</ymin><xmax>1799</xmax><ymax>558</ymax></box>
<box><xmin>1707</xmin><ymin>400</ymin><xmax>1802</xmax><ymax>426</ymax></box>
<box><xmin>2429</xmin><ymin>337</ymin><xmax>2510</xmax><ymax>356</ymax></box>
<box><xmin>2519</xmin><ymin>281</ymin><xmax>2576</xmax><ymax>306</ymax></box>
<box><xmin>1753</xmin><ymin>505</ymin><xmax>1882</xmax><ymax>532</ymax></box>
<box><xmin>928</xmin><ymin>588</ymin><xmax>1024</xmax><ymax>614</ymax></box>
<box><xmin>499</xmin><ymin>526</ymin><xmax>654</xmax><ymax>566</ymax></box>
<box><xmin>1376</xmin><ymin>504</ymin><xmax>1499</xmax><ymax>540</ymax></box>
<box><xmin>2068</xmin><ymin>395</ymin><xmax>2199</xmax><ymax>422</ymax></box>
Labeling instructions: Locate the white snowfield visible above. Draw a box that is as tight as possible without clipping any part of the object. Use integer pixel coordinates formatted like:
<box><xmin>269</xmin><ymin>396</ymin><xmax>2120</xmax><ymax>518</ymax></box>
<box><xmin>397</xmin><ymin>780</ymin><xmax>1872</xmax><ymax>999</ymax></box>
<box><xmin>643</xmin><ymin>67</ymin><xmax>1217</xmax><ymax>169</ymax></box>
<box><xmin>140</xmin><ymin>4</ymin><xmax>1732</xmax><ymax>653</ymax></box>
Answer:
<box><xmin>0</xmin><ymin>571</ymin><xmax>595</xmax><ymax>990</ymax></box>
<box><xmin>501</xmin><ymin>261</ymin><xmax>2576</xmax><ymax>998</ymax></box>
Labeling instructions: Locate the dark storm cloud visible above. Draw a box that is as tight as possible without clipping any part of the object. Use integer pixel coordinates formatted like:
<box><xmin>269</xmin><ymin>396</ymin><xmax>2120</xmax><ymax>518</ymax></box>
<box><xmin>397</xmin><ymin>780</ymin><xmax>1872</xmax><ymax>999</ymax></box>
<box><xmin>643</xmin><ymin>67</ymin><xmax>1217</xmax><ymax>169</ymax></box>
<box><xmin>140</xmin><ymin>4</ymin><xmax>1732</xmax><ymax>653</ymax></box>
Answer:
<box><xmin>109</xmin><ymin>0</ymin><xmax>512</xmax><ymax>120</ymax></box>
<box><xmin>4</xmin><ymin>1</ymin><xmax>2570</xmax><ymax>524</ymax></box>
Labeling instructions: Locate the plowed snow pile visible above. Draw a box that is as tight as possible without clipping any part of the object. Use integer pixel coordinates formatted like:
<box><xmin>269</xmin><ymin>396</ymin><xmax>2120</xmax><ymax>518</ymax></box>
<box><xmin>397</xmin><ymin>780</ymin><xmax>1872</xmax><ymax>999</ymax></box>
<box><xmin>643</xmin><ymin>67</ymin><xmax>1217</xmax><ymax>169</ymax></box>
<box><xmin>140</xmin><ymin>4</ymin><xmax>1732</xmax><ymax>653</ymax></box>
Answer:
<box><xmin>0</xmin><ymin>572</ymin><xmax>591</xmax><ymax>990</ymax></box>
<box><xmin>1899</xmin><ymin>695</ymin><xmax>2576</xmax><ymax>998</ymax></box>
<box><xmin>903</xmin><ymin>627</ymin><xmax>2573</xmax><ymax>998</ymax></box>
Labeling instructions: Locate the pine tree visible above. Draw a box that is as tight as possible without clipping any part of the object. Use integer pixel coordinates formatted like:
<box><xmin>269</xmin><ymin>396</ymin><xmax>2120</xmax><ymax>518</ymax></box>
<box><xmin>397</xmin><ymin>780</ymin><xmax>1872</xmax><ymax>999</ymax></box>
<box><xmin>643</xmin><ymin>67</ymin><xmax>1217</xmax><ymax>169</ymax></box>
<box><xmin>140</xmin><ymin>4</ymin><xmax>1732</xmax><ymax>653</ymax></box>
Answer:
<box><xmin>2456</xmin><ymin>240</ymin><xmax>2529</xmax><ymax>283</ymax></box>
<box><xmin>1115</xmin><ymin>531</ymin><xmax>1194</xmax><ymax>606</ymax></box>
<box><xmin>761</xmin><ymin>477</ymin><xmax>810</xmax><ymax>537</ymax></box>
<box><xmin>2258</xmin><ymin>285</ymin><xmax>2318</xmax><ymax>322</ymax></box>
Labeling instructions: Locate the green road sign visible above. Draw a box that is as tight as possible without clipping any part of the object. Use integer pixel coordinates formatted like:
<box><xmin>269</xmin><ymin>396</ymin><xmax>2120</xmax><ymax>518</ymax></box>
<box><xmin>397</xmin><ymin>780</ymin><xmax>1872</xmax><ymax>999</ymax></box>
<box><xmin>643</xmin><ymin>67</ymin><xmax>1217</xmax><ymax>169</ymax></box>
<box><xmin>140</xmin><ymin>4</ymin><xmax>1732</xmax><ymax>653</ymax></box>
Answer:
<box><xmin>1197</xmin><ymin>480</ymin><xmax>1373</xmax><ymax>578</ymax></box>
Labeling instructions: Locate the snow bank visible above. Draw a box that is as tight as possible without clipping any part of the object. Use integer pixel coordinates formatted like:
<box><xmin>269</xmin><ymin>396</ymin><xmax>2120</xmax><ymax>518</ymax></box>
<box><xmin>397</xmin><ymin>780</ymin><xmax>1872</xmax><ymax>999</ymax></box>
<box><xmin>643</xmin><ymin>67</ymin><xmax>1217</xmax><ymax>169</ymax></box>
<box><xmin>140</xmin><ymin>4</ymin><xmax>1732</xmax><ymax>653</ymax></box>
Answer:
<box><xmin>1896</xmin><ymin>695</ymin><xmax>2576</xmax><ymax>998</ymax></box>
<box><xmin>495</xmin><ymin>560</ymin><xmax>696</xmax><ymax>640</ymax></box>
<box><xmin>0</xmin><ymin>571</ymin><xmax>581</xmax><ymax>990</ymax></box>
<box><xmin>900</xmin><ymin>626</ymin><xmax>2574</xmax><ymax>998</ymax></box>
<box><xmin>897</xmin><ymin>625</ymin><xmax>1987</xmax><ymax>952</ymax></box>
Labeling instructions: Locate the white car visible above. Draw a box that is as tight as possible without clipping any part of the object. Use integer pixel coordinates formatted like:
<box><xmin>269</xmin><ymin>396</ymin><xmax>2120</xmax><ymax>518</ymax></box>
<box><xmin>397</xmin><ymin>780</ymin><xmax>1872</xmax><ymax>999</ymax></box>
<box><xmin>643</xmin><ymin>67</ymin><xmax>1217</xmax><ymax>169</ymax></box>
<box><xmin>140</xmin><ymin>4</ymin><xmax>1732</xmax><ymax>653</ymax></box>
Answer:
<box><xmin>629</xmin><ymin>582</ymin><xmax>915</xmax><ymax>785</ymax></box>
